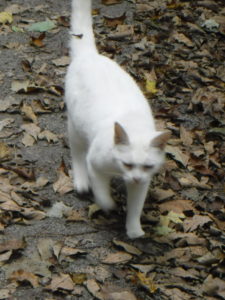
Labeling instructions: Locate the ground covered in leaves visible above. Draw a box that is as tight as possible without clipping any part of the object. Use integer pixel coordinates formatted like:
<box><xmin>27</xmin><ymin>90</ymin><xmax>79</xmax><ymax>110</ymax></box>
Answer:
<box><xmin>0</xmin><ymin>0</ymin><xmax>225</xmax><ymax>299</ymax></box>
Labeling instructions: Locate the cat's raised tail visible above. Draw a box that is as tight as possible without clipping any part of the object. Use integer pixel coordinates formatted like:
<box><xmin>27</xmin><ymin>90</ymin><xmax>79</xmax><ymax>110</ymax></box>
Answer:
<box><xmin>70</xmin><ymin>0</ymin><xmax>97</xmax><ymax>57</ymax></box>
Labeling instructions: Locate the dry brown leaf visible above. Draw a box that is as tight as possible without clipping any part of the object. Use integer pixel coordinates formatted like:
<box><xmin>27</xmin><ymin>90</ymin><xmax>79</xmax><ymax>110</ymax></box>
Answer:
<box><xmin>53</xmin><ymin>167</ymin><xmax>73</xmax><ymax>195</ymax></box>
<box><xmin>10</xmin><ymin>269</ymin><xmax>39</xmax><ymax>288</ymax></box>
<box><xmin>47</xmin><ymin>273</ymin><xmax>74</xmax><ymax>291</ymax></box>
<box><xmin>0</xmin><ymin>142</ymin><xmax>11</xmax><ymax>161</ymax></box>
<box><xmin>113</xmin><ymin>239</ymin><xmax>142</xmax><ymax>256</ymax></box>
<box><xmin>102</xmin><ymin>286</ymin><xmax>137</xmax><ymax>300</ymax></box>
<box><xmin>183</xmin><ymin>215</ymin><xmax>212</xmax><ymax>232</ymax></box>
<box><xmin>102</xmin><ymin>251</ymin><xmax>132</xmax><ymax>264</ymax></box>
<box><xmin>37</xmin><ymin>238</ymin><xmax>54</xmax><ymax>261</ymax></box>
<box><xmin>154</xmin><ymin>188</ymin><xmax>175</xmax><ymax>202</ymax></box>
<box><xmin>0</xmin><ymin>239</ymin><xmax>26</xmax><ymax>253</ymax></box>
<box><xmin>22</xmin><ymin>133</ymin><xmax>35</xmax><ymax>147</ymax></box>
<box><xmin>11</xmin><ymin>80</ymin><xmax>30</xmax><ymax>93</ymax></box>
<box><xmin>202</xmin><ymin>274</ymin><xmax>225</xmax><ymax>297</ymax></box>
<box><xmin>52</xmin><ymin>56</ymin><xmax>70</xmax><ymax>66</ymax></box>
<box><xmin>168</xmin><ymin>267</ymin><xmax>199</xmax><ymax>280</ymax></box>
<box><xmin>61</xmin><ymin>246</ymin><xmax>86</xmax><ymax>257</ymax></box>
<box><xmin>38</xmin><ymin>130</ymin><xmax>58</xmax><ymax>143</ymax></box>
<box><xmin>180</xmin><ymin>125</ymin><xmax>194</xmax><ymax>146</ymax></box>
<box><xmin>172</xmin><ymin>32</ymin><xmax>194</xmax><ymax>47</ymax></box>
<box><xmin>166</xmin><ymin>145</ymin><xmax>189</xmax><ymax>167</ymax></box>
<box><xmin>177</xmin><ymin>173</ymin><xmax>211</xmax><ymax>189</ymax></box>
<box><xmin>21</xmin><ymin>103</ymin><xmax>38</xmax><ymax>123</ymax></box>
<box><xmin>104</xmin><ymin>15</ymin><xmax>126</xmax><ymax>27</ymax></box>
<box><xmin>102</xmin><ymin>0</ymin><xmax>122</xmax><ymax>5</ymax></box>
<box><xmin>30</xmin><ymin>32</ymin><xmax>46</xmax><ymax>47</ymax></box>
<box><xmin>85</xmin><ymin>279</ymin><xmax>103</xmax><ymax>299</ymax></box>
<box><xmin>0</xmin><ymin>251</ymin><xmax>13</xmax><ymax>264</ymax></box>
<box><xmin>66</xmin><ymin>209</ymin><xmax>86</xmax><ymax>222</ymax></box>
<box><xmin>159</xmin><ymin>199</ymin><xmax>195</xmax><ymax>214</ymax></box>
<box><xmin>161</xmin><ymin>287</ymin><xmax>191</xmax><ymax>300</ymax></box>
<box><xmin>21</xmin><ymin>123</ymin><xmax>41</xmax><ymax>140</ymax></box>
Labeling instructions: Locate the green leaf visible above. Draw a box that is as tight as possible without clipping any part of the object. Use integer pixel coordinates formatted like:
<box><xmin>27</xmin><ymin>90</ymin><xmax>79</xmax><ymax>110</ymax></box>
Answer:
<box><xmin>12</xmin><ymin>26</ymin><xmax>24</xmax><ymax>32</ymax></box>
<box><xmin>27</xmin><ymin>20</ymin><xmax>56</xmax><ymax>32</ymax></box>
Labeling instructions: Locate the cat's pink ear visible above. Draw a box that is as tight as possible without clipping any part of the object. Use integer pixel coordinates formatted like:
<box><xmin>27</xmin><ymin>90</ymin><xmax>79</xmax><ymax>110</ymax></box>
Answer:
<box><xmin>151</xmin><ymin>131</ymin><xmax>171</xmax><ymax>150</ymax></box>
<box><xmin>114</xmin><ymin>122</ymin><xmax>129</xmax><ymax>145</ymax></box>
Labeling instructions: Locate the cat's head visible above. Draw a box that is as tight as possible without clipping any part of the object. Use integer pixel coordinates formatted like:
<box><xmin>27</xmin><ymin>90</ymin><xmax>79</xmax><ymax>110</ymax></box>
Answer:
<box><xmin>113</xmin><ymin>122</ymin><xmax>170</xmax><ymax>184</ymax></box>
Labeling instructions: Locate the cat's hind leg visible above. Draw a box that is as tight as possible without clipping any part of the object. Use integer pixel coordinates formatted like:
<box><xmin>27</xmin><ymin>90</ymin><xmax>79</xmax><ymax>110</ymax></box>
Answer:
<box><xmin>68</xmin><ymin>119</ymin><xmax>90</xmax><ymax>193</ymax></box>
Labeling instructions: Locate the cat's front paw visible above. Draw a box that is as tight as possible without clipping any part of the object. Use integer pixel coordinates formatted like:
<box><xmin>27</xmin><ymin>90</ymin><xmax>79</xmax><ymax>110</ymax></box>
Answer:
<box><xmin>95</xmin><ymin>197</ymin><xmax>117</xmax><ymax>212</ymax></box>
<box><xmin>74</xmin><ymin>177</ymin><xmax>90</xmax><ymax>193</ymax></box>
<box><xmin>127</xmin><ymin>228</ymin><xmax>145</xmax><ymax>239</ymax></box>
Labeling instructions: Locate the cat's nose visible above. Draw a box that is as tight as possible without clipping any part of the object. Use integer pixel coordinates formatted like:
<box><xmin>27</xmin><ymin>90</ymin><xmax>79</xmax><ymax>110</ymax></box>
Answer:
<box><xmin>133</xmin><ymin>177</ymin><xmax>141</xmax><ymax>184</ymax></box>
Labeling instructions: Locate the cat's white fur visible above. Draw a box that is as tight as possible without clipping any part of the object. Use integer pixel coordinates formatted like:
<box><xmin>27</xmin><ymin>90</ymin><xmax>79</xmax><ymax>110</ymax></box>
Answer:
<box><xmin>65</xmin><ymin>0</ymin><xmax>170</xmax><ymax>238</ymax></box>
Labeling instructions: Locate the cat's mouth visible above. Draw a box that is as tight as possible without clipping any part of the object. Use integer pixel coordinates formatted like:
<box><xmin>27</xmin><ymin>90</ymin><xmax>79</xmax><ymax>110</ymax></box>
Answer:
<box><xmin>124</xmin><ymin>176</ymin><xmax>145</xmax><ymax>185</ymax></box>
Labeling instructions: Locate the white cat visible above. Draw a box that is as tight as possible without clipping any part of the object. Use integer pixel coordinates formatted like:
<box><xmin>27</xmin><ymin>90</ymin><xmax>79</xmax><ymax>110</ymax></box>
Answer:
<box><xmin>65</xmin><ymin>0</ymin><xmax>170</xmax><ymax>238</ymax></box>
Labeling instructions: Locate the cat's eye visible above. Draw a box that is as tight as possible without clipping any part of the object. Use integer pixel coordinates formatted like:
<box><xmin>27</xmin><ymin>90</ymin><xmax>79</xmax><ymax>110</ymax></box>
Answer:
<box><xmin>123</xmin><ymin>162</ymin><xmax>134</xmax><ymax>169</ymax></box>
<box><xmin>143</xmin><ymin>164</ymin><xmax>154</xmax><ymax>171</ymax></box>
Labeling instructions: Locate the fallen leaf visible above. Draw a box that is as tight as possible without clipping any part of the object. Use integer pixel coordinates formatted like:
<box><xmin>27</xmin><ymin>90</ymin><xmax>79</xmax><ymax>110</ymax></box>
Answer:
<box><xmin>27</xmin><ymin>20</ymin><xmax>56</xmax><ymax>32</ymax></box>
<box><xmin>46</xmin><ymin>273</ymin><xmax>74</xmax><ymax>291</ymax></box>
<box><xmin>168</xmin><ymin>267</ymin><xmax>199</xmax><ymax>280</ymax></box>
<box><xmin>166</xmin><ymin>145</ymin><xmax>189</xmax><ymax>167</ymax></box>
<box><xmin>0</xmin><ymin>142</ymin><xmax>11</xmax><ymax>161</ymax></box>
<box><xmin>88</xmin><ymin>203</ymin><xmax>101</xmax><ymax>218</ymax></box>
<box><xmin>46</xmin><ymin>201</ymin><xmax>71</xmax><ymax>218</ymax></box>
<box><xmin>10</xmin><ymin>270</ymin><xmax>39</xmax><ymax>288</ymax></box>
<box><xmin>60</xmin><ymin>246</ymin><xmax>86</xmax><ymax>257</ymax></box>
<box><xmin>102</xmin><ymin>288</ymin><xmax>137</xmax><ymax>300</ymax></box>
<box><xmin>21</xmin><ymin>103</ymin><xmax>38</xmax><ymax>123</ymax></box>
<box><xmin>52</xmin><ymin>56</ymin><xmax>70</xmax><ymax>67</ymax></box>
<box><xmin>102</xmin><ymin>251</ymin><xmax>132</xmax><ymax>264</ymax></box>
<box><xmin>172</xmin><ymin>32</ymin><xmax>194</xmax><ymax>47</ymax></box>
<box><xmin>113</xmin><ymin>239</ymin><xmax>142</xmax><ymax>256</ymax></box>
<box><xmin>22</xmin><ymin>133</ymin><xmax>35</xmax><ymax>147</ymax></box>
<box><xmin>38</xmin><ymin>130</ymin><xmax>58</xmax><ymax>143</ymax></box>
<box><xmin>21</xmin><ymin>123</ymin><xmax>41</xmax><ymax>140</ymax></box>
<box><xmin>66</xmin><ymin>209</ymin><xmax>86</xmax><ymax>222</ymax></box>
<box><xmin>0</xmin><ymin>12</ymin><xmax>13</xmax><ymax>24</ymax></box>
<box><xmin>183</xmin><ymin>215</ymin><xmax>212</xmax><ymax>232</ymax></box>
<box><xmin>85</xmin><ymin>279</ymin><xmax>103</xmax><ymax>299</ymax></box>
<box><xmin>30</xmin><ymin>32</ymin><xmax>46</xmax><ymax>47</ymax></box>
<box><xmin>102</xmin><ymin>0</ymin><xmax>122</xmax><ymax>4</ymax></box>
<box><xmin>53</xmin><ymin>163</ymin><xmax>73</xmax><ymax>195</ymax></box>
<box><xmin>159</xmin><ymin>199</ymin><xmax>195</xmax><ymax>214</ymax></box>
<box><xmin>11</xmin><ymin>80</ymin><xmax>30</xmax><ymax>93</ymax></box>
<box><xmin>0</xmin><ymin>251</ymin><xmax>13</xmax><ymax>264</ymax></box>
<box><xmin>0</xmin><ymin>118</ymin><xmax>14</xmax><ymax>132</ymax></box>
<box><xmin>71</xmin><ymin>273</ymin><xmax>87</xmax><ymax>285</ymax></box>
<box><xmin>0</xmin><ymin>239</ymin><xmax>26</xmax><ymax>253</ymax></box>
<box><xmin>136</xmin><ymin>272</ymin><xmax>157</xmax><ymax>294</ymax></box>
<box><xmin>202</xmin><ymin>274</ymin><xmax>225</xmax><ymax>297</ymax></box>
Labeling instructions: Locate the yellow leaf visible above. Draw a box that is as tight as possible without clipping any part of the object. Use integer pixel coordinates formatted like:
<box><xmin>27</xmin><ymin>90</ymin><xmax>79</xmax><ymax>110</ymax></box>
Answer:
<box><xmin>136</xmin><ymin>272</ymin><xmax>158</xmax><ymax>293</ymax></box>
<box><xmin>0</xmin><ymin>12</ymin><xmax>13</xmax><ymax>24</ymax></box>
<box><xmin>146</xmin><ymin>80</ymin><xmax>158</xmax><ymax>94</ymax></box>
<box><xmin>167</xmin><ymin>211</ymin><xmax>185</xmax><ymax>224</ymax></box>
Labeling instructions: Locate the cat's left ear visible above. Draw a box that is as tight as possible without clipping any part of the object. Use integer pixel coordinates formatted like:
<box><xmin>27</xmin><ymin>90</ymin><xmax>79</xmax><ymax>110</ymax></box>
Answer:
<box><xmin>151</xmin><ymin>131</ymin><xmax>171</xmax><ymax>150</ymax></box>
<box><xmin>114</xmin><ymin>122</ymin><xmax>129</xmax><ymax>145</ymax></box>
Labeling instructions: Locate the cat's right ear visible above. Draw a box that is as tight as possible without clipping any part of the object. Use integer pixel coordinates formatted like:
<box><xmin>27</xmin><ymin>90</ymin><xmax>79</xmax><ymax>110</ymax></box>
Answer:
<box><xmin>151</xmin><ymin>131</ymin><xmax>171</xmax><ymax>150</ymax></box>
<box><xmin>114</xmin><ymin>122</ymin><xmax>129</xmax><ymax>145</ymax></box>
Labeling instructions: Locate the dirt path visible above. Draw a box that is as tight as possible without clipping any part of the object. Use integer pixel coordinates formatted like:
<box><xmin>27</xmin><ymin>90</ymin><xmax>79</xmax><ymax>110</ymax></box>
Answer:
<box><xmin>0</xmin><ymin>0</ymin><xmax>225</xmax><ymax>299</ymax></box>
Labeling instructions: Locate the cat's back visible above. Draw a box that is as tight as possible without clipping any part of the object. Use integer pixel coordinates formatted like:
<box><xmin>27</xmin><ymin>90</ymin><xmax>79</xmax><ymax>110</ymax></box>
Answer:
<box><xmin>66</xmin><ymin>52</ymin><xmax>149</xmax><ymax>112</ymax></box>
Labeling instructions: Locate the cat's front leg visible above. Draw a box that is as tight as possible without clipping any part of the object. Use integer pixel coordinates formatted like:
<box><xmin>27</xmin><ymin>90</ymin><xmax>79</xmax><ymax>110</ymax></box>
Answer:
<box><xmin>88</xmin><ymin>164</ymin><xmax>116</xmax><ymax>212</ymax></box>
<box><xmin>126</xmin><ymin>182</ymin><xmax>150</xmax><ymax>239</ymax></box>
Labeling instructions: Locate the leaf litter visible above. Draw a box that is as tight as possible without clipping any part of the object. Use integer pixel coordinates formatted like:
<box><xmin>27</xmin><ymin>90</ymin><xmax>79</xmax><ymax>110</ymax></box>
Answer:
<box><xmin>0</xmin><ymin>0</ymin><xmax>225</xmax><ymax>299</ymax></box>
